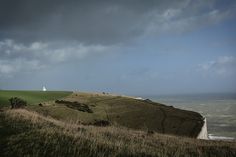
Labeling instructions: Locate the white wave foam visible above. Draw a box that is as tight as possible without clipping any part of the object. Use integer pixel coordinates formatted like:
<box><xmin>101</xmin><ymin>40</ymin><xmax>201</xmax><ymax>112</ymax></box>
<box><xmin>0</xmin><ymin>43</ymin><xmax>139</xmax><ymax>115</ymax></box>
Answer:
<box><xmin>208</xmin><ymin>134</ymin><xmax>235</xmax><ymax>141</ymax></box>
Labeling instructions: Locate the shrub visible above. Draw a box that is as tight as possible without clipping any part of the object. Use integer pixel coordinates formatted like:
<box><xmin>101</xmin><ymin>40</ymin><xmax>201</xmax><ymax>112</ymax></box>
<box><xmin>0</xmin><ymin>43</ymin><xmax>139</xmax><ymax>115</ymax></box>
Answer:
<box><xmin>93</xmin><ymin>120</ymin><xmax>110</xmax><ymax>126</ymax></box>
<box><xmin>55</xmin><ymin>100</ymin><xmax>93</xmax><ymax>113</ymax></box>
<box><xmin>9</xmin><ymin>97</ymin><xmax>27</xmax><ymax>109</ymax></box>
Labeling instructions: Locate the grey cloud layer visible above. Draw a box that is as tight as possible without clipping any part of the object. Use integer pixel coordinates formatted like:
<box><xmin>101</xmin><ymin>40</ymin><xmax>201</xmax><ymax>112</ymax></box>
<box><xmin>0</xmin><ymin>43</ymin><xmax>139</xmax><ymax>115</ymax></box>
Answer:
<box><xmin>1</xmin><ymin>0</ymin><xmax>235</xmax><ymax>44</ymax></box>
<box><xmin>0</xmin><ymin>0</ymin><xmax>235</xmax><ymax>77</ymax></box>
<box><xmin>0</xmin><ymin>39</ymin><xmax>114</xmax><ymax>76</ymax></box>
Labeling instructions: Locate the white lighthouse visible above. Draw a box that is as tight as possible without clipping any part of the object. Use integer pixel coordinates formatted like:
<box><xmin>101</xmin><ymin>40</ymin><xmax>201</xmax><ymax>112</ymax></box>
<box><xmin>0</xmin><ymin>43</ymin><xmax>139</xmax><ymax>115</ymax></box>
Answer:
<box><xmin>42</xmin><ymin>86</ymin><xmax>47</xmax><ymax>92</ymax></box>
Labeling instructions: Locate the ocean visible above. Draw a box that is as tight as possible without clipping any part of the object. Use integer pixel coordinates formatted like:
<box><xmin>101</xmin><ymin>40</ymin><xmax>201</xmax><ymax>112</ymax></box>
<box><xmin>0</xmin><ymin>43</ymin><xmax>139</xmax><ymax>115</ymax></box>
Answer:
<box><xmin>145</xmin><ymin>93</ymin><xmax>236</xmax><ymax>140</ymax></box>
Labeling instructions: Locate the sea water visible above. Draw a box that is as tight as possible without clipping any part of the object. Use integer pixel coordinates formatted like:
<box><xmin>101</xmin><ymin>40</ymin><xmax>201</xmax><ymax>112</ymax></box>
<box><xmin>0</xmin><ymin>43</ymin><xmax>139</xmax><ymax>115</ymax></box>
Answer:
<box><xmin>145</xmin><ymin>93</ymin><xmax>236</xmax><ymax>140</ymax></box>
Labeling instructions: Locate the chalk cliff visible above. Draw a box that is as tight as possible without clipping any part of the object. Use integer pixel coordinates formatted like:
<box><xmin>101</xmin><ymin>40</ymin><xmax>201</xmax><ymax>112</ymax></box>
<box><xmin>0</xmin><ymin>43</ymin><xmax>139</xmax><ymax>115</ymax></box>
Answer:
<box><xmin>197</xmin><ymin>118</ymin><xmax>208</xmax><ymax>139</ymax></box>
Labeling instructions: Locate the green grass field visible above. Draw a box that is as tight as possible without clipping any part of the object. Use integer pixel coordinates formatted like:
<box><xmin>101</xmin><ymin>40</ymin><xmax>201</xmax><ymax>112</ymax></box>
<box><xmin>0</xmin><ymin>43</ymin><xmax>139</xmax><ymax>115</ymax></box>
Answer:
<box><xmin>0</xmin><ymin>90</ymin><xmax>72</xmax><ymax>107</ymax></box>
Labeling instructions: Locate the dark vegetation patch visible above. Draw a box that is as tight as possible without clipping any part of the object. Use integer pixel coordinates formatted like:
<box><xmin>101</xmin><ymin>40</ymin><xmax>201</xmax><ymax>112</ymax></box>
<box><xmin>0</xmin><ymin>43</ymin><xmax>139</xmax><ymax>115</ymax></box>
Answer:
<box><xmin>143</xmin><ymin>99</ymin><xmax>153</xmax><ymax>103</ymax></box>
<box><xmin>80</xmin><ymin>120</ymin><xmax>110</xmax><ymax>127</ymax></box>
<box><xmin>147</xmin><ymin>130</ymin><xmax>155</xmax><ymax>135</ymax></box>
<box><xmin>9</xmin><ymin>97</ymin><xmax>27</xmax><ymax>109</ymax></box>
<box><xmin>93</xmin><ymin>120</ymin><xmax>110</xmax><ymax>126</ymax></box>
<box><xmin>55</xmin><ymin>100</ymin><xmax>93</xmax><ymax>113</ymax></box>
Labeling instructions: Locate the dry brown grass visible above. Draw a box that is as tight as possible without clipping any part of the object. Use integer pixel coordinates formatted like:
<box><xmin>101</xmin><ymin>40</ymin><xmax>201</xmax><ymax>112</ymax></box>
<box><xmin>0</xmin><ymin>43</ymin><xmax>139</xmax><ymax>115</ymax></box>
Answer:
<box><xmin>1</xmin><ymin>109</ymin><xmax>236</xmax><ymax>157</ymax></box>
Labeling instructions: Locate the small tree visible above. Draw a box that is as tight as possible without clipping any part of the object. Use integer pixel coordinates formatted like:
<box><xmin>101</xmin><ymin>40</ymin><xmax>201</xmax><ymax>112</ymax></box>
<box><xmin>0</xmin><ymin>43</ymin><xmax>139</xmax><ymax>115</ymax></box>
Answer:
<box><xmin>9</xmin><ymin>97</ymin><xmax>27</xmax><ymax>109</ymax></box>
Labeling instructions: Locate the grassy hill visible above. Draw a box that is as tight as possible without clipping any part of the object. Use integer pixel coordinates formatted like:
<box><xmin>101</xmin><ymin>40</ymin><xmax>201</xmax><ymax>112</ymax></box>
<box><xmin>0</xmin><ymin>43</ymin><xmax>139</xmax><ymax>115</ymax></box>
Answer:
<box><xmin>29</xmin><ymin>92</ymin><xmax>204</xmax><ymax>138</ymax></box>
<box><xmin>0</xmin><ymin>90</ymin><xmax>236</xmax><ymax>156</ymax></box>
<box><xmin>0</xmin><ymin>109</ymin><xmax>235</xmax><ymax>157</ymax></box>
<box><xmin>0</xmin><ymin>91</ymin><xmax>203</xmax><ymax>137</ymax></box>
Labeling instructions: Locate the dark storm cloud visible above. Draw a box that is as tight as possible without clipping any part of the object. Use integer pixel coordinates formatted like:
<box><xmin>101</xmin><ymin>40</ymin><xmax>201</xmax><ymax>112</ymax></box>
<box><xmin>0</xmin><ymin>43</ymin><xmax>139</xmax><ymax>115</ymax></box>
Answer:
<box><xmin>1</xmin><ymin>0</ymin><xmax>234</xmax><ymax>44</ymax></box>
<box><xmin>0</xmin><ymin>0</ymin><xmax>157</xmax><ymax>44</ymax></box>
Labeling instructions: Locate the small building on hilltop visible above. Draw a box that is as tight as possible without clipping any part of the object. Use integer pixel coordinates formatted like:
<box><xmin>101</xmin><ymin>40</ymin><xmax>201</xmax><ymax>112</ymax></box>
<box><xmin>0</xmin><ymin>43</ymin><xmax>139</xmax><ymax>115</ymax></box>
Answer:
<box><xmin>42</xmin><ymin>86</ymin><xmax>47</xmax><ymax>92</ymax></box>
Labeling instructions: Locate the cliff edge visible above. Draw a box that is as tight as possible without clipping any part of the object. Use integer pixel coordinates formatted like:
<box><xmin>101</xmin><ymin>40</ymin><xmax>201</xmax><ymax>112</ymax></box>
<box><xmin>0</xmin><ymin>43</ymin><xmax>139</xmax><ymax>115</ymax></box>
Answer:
<box><xmin>197</xmin><ymin>118</ymin><xmax>208</xmax><ymax>139</ymax></box>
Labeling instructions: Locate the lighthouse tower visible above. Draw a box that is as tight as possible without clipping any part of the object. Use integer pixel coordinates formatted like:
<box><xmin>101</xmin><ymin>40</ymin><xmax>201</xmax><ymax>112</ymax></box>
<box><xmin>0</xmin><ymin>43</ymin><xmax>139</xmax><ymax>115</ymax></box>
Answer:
<box><xmin>42</xmin><ymin>86</ymin><xmax>47</xmax><ymax>92</ymax></box>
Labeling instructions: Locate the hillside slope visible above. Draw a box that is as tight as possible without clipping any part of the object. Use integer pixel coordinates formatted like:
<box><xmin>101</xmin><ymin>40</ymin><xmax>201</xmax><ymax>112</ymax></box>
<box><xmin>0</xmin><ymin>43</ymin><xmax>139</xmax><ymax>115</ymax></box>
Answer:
<box><xmin>28</xmin><ymin>92</ymin><xmax>204</xmax><ymax>138</ymax></box>
<box><xmin>0</xmin><ymin>109</ymin><xmax>235</xmax><ymax>157</ymax></box>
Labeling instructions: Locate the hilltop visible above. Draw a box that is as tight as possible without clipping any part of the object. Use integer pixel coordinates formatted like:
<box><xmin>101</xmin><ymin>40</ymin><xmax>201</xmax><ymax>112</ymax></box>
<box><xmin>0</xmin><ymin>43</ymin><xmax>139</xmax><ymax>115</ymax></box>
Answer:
<box><xmin>50</xmin><ymin>92</ymin><xmax>205</xmax><ymax>138</ymax></box>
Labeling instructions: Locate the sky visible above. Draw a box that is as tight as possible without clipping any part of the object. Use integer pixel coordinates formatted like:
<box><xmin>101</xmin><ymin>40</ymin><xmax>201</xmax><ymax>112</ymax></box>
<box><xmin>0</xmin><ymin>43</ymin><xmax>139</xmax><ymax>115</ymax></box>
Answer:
<box><xmin>0</xmin><ymin>0</ymin><xmax>236</xmax><ymax>95</ymax></box>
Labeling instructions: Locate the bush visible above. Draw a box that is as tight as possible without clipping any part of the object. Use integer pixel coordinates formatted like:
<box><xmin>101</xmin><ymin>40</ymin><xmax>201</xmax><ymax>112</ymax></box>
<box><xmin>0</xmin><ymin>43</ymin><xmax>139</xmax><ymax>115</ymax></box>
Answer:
<box><xmin>55</xmin><ymin>100</ymin><xmax>93</xmax><ymax>113</ymax></box>
<box><xmin>9</xmin><ymin>97</ymin><xmax>27</xmax><ymax>109</ymax></box>
<box><xmin>93</xmin><ymin>120</ymin><xmax>110</xmax><ymax>126</ymax></box>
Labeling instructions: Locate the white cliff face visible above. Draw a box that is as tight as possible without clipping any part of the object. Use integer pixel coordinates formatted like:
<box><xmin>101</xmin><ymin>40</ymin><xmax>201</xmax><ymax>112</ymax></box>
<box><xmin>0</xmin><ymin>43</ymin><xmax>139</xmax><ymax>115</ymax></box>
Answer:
<box><xmin>197</xmin><ymin>118</ymin><xmax>208</xmax><ymax>140</ymax></box>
